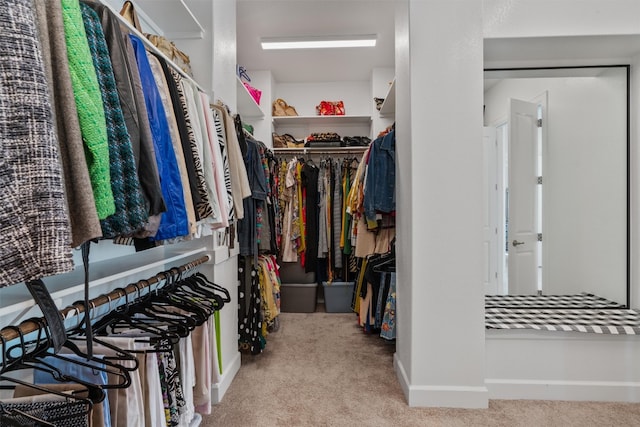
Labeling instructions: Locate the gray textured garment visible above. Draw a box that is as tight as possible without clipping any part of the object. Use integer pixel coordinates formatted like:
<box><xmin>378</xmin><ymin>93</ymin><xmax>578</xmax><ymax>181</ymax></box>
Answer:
<box><xmin>0</xmin><ymin>0</ymin><xmax>74</xmax><ymax>286</ymax></box>
<box><xmin>317</xmin><ymin>159</ymin><xmax>329</xmax><ymax>257</ymax></box>
<box><xmin>33</xmin><ymin>0</ymin><xmax>102</xmax><ymax>247</ymax></box>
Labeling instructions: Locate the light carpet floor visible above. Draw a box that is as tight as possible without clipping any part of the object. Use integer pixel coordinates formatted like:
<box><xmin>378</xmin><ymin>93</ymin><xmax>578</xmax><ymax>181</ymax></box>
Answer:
<box><xmin>201</xmin><ymin>311</ymin><xmax>640</xmax><ymax>427</ymax></box>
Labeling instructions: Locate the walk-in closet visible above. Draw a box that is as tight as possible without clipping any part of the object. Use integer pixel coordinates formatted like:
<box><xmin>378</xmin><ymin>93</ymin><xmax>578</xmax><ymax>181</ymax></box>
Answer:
<box><xmin>0</xmin><ymin>0</ymin><xmax>397</xmax><ymax>424</ymax></box>
<box><xmin>2</xmin><ymin>0</ymin><xmax>640</xmax><ymax>425</ymax></box>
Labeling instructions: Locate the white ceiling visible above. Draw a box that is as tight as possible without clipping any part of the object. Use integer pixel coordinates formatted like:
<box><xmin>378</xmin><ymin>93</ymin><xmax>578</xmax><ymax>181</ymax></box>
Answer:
<box><xmin>236</xmin><ymin>0</ymin><xmax>395</xmax><ymax>83</ymax></box>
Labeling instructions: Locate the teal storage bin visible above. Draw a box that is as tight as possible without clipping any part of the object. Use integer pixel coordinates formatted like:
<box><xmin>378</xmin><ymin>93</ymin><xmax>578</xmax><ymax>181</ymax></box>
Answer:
<box><xmin>322</xmin><ymin>281</ymin><xmax>354</xmax><ymax>313</ymax></box>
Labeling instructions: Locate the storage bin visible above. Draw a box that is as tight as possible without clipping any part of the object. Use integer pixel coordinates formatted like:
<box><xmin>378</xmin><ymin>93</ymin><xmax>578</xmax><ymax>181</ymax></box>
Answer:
<box><xmin>280</xmin><ymin>283</ymin><xmax>317</xmax><ymax>313</ymax></box>
<box><xmin>278</xmin><ymin>260</ymin><xmax>316</xmax><ymax>284</ymax></box>
<box><xmin>322</xmin><ymin>281</ymin><xmax>355</xmax><ymax>313</ymax></box>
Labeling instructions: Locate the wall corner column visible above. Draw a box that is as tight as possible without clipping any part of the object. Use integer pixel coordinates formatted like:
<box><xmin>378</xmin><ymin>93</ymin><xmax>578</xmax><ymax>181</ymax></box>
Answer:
<box><xmin>395</xmin><ymin>0</ymin><xmax>488</xmax><ymax>408</ymax></box>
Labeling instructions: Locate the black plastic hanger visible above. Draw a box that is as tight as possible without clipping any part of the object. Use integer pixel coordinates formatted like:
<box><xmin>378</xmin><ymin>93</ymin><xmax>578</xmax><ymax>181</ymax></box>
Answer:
<box><xmin>17</xmin><ymin>318</ymin><xmax>131</xmax><ymax>391</ymax></box>
<box><xmin>88</xmin><ymin>289</ymin><xmax>182</xmax><ymax>352</ymax></box>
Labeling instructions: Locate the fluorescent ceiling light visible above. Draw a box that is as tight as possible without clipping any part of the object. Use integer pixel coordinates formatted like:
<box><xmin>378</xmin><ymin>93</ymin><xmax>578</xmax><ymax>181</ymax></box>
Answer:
<box><xmin>261</xmin><ymin>35</ymin><xmax>377</xmax><ymax>50</ymax></box>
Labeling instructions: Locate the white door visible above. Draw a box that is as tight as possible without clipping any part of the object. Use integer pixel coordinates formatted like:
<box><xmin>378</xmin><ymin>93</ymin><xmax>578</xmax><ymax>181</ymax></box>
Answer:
<box><xmin>507</xmin><ymin>98</ymin><xmax>539</xmax><ymax>294</ymax></box>
<box><xmin>482</xmin><ymin>127</ymin><xmax>499</xmax><ymax>294</ymax></box>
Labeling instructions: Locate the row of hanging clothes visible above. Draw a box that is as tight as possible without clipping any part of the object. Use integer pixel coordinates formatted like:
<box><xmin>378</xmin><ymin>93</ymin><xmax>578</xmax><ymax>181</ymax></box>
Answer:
<box><xmin>347</xmin><ymin>125</ymin><xmax>397</xmax><ymax>339</ymax></box>
<box><xmin>270</xmin><ymin>125</ymin><xmax>397</xmax><ymax>284</ymax></box>
<box><xmin>0</xmin><ymin>0</ymin><xmax>250</xmax><ymax>288</ymax></box>
<box><xmin>0</xmin><ymin>257</ymin><xmax>229</xmax><ymax>427</ymax></box>
<box><xmin>351</xmin><ymin>241</ymin><xmax>397</xmax><ymax>340</ymax></box>
<box><xmin>273</xmin><ymin>154</ymin><xmax>364</xmax><ymax>283</ymax></box>
<box><xmin>267</xmin><ymin>126</ymin><xmax>398</xmax><ymax>340</ymax></box>
<box><xmin>235</xmin><ymin>130</ymin><xmax>283</xmax><ymax>355</ymax></box>
<box><xmin>233</xmin><ymin>123</ymin><xmax>397</xmax><ymax>352</ymax></box>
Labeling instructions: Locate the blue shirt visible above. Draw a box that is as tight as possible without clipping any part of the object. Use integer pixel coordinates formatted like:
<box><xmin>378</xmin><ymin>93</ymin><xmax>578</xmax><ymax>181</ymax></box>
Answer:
<box><xmin>129</xmin><ymin>34</ymin><xmax>188</xmax><ymax>241</ymax></box>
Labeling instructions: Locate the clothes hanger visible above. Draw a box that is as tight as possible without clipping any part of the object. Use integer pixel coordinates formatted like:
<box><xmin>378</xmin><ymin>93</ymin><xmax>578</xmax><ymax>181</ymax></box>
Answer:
<box><xmin>128</xmin><ymin>278</ymin><xmax>203</xmax><ymax>329</ymax></box>
<box><xmin>64</xmin><ymin>297</ymin><xmax>140</xmax><ymax>372</ymax></box>
<box><xmin>1</xmin><ymin>325</ymin><xmax>107</xmax><ymax>396</ymax></box>
<box><xmin>192</xmin><ymin>272</ymin><xmax>231</xmax><ymax>304</ymax></box>
<box><xmin>168</xmin><ymin>276</ymin><xmax>221</xmax><ymax>317</ymax></box>
<box><xmin>173</xmin><ymin>274</ymin><xmax>226</xmax><ymax>318</ymax></box>
<box><xmin>17</xmin><ymin>317</ymin><xmax>132</xmax><ymax>391</ymax></box>
<box><xmin>132</xmin><ymin>293</ymin><xmax>204</xmax><ymax>332</ymax></box>
<box><xmin>134</xmin><ymin>272</ymin><xmax>213</xmax><ymax>331</ymax></box>
<box><xmin>372</xmin><ymin>256</ymin><xmax>396</xmax><ymax>273</ymax></box>
<box><xmin>89</xmin><ymin>288</ymin><xmax>182</xmax><ymax>352</ymax></box>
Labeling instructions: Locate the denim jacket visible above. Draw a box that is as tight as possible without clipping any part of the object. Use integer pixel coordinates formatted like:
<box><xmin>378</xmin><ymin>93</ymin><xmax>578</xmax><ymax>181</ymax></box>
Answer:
<box><xmin>364</xmin><ymin>129</ymin><xmax>395</xmax><ymax>222</ymax></box>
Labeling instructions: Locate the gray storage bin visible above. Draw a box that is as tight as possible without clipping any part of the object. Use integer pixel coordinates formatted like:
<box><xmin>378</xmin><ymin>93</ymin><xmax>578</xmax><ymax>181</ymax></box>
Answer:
<box><xmin>278</xmin><ymin>260</ymin><xmax>316</xmax><ymax>284</ymax></box>
<box><xmin>280</xmin><ymin>283</ymin><xmax>318</xmax><ymax>313</ymax></box>
<box><xmin>322</xmin><ymin>281</ymin><xmax>355</xmax><ymax>313</ymax></box>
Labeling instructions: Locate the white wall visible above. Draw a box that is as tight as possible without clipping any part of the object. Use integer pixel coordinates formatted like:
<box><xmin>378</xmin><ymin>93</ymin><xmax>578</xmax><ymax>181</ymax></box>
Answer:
<box><xmin>274</xmin><ymin>81</ymin><xmax>370</xmax><ymax>117</ymax></box>
<box><xmin>180</xmin><ymin>0</ymin><xmax>237</xmax><ymax>104</ymax></box>
<box><xmin>484</xmin><ymin>72</ymin><xmax>627</xmax><ymax>303</ymax></box>
<box><xmin>372</xmin><ymin>67</ymin><xmax>395</xmax><ymax>135</ymax></box>
<box><xmin>632</xmin><ymin>52</ymin><xmax>640</xmax><ymax>310</ymax></box>
<box><xmin>395</xmin><ymin>0</ymin><xmax>487</xmax><ymax>408</ymax></box>
<box><xmin>212</xmin><ymin>0</ymin><xmax>237</xmax><ymax>108</ymax></box>
<box><xmin>483</xmin><ymin>0</ymin><xmax>640</xmax><ymax>39</ymax></box>
<box><xmin>486</xmin><ymin>329</ymin><xmax>640</xmax><ymax>401</ymax></box>
<box><xmin>210</xmin><ymin>250</ymin><xmax>241</xmax><ymax>402</ymax></box>
<box><xmin>174</xmin><ymin>1</ymin><xmax>213</xmax><ymax>96</ymax></box>
<box><xmin>394</xmin><ymin>0</ymin><xmax>413</xmax><ymax>395</ymax></box>
<box><xmin>271</xmin><ymin>81</ymin><xmax>373</xmax><ymax>139</ymax></box>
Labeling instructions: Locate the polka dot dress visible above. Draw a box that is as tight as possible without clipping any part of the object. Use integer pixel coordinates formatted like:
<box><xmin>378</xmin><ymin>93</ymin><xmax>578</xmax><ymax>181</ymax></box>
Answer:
<box><xmin>238</xmin><ymin>257</ymin><xmax>264</xmax><ymax>355</ymax></box>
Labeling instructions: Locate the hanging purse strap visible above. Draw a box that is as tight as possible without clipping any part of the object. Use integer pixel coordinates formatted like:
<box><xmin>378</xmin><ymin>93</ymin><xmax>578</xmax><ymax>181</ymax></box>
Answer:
<box><xmin>25</xmin><ymin>280</ymin><xmax>66</xmax><ymax>354</ymax></box>
<box><xmin>80</xmin><ymin>241</ymin><xmax>93</xmax><ymax>358</ymax></box>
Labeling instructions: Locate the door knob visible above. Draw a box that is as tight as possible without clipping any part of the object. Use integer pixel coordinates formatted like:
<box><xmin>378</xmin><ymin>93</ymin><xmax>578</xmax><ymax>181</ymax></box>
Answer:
<box><xmin>512</xmin><ymin>240</ymin><xmax>525</xmax><ymax>247</ymax></box>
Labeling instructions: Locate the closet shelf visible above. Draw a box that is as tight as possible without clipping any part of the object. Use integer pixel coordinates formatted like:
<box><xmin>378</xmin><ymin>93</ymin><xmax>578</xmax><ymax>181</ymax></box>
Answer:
<box><xmin>378</xmin><ymin>78</ymin><xmax>395</xmax><ymax>117</ymax></box>
<box><xmin>132</xmin><ymin>0</ymin><xmax>205</xmax><ymax>39</ymax></box>
<box><xmin>272</xmin><ymin>146</ymin><xmax>368</xmax><ymax>156</ymax></box>
<box><xmin>0</xmin><ymin>245</ymin><xmax>209</xmax><ymax>318</ymax></box>
<box><xmin>273</xmin><ymin>115</ymin><xmax>372</xmax><ymax>126</ymax></box>
<box><xmin>237</xmin><ymin>77</ymin><xmax>265</xmax><ymax>118</ymax></box>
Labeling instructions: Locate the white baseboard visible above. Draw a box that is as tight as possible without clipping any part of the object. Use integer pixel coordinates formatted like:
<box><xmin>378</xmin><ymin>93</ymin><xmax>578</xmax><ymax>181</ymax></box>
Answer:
<box><xmin>486</xmin><ymin>378</ymin><xmax>640</xmax><ymax>402</ymax></box>
<box><xmin>394</xmin><ymin>353</ymin><xmax>489</xmax><ymax>408</ymax></box>
<box><xmin>394</xmin><ymin>353</ymin><xmax>411</xmax><ymax>403</ymax></box>
<box><xmin>211</xmin><ymin>351</ymin><xmax>241</xmax><ymax>403</ymax></box>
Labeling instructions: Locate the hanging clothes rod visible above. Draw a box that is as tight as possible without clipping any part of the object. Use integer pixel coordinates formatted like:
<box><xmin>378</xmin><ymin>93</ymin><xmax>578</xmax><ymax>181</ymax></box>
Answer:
<box><xmin>0</xmin><ymin>254</ymin><xmax>211</xmax><ymax>343</ymax></box>
<box><xmin>272</xmin><ymin>147</ymin><xmax>369</xmax><ymax>156</ymax></box>
<box><xmin>100</xmin><ymin>0</ymin><xmax>206</xmax><ymax>93</ymax></box>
